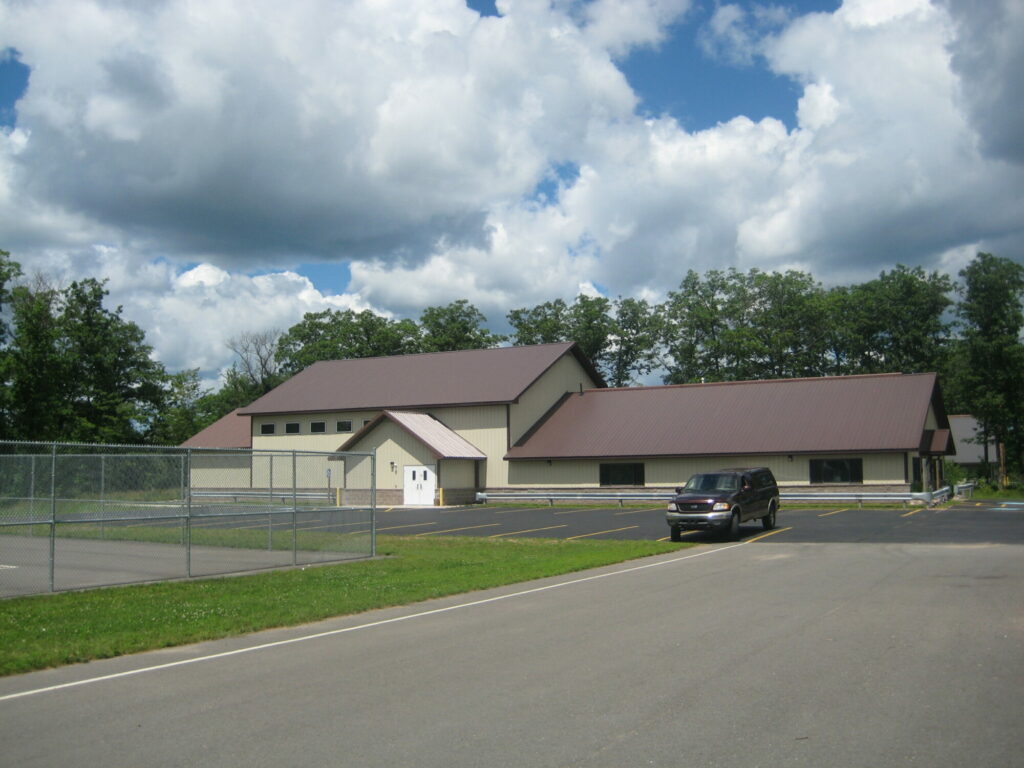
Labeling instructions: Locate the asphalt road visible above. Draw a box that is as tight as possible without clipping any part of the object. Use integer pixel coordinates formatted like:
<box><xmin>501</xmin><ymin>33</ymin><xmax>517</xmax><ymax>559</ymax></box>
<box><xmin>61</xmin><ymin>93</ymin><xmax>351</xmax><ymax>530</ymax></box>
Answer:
<box><xmin>1</xmin><ymin>501</ymin><xmax>1021</xmax><ymax>767</ymax></box>
<box><xmin>381</xmin><ymin>498</ymin><xmax>1024</xmax><ymax>545</ymax></box>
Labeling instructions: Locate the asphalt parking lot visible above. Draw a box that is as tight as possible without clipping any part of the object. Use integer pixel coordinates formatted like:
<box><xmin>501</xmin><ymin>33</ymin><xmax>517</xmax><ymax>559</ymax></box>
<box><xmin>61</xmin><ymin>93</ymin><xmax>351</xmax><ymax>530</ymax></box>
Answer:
<box><xmin>3</xmin><ymin>498</ymin><xmax>1021</xmax><ymax>768</ymax></box>
<box><xmin>377</xmin><ymin>498</ymin><xmax>1024</xmax><ymax>545</ymax></box>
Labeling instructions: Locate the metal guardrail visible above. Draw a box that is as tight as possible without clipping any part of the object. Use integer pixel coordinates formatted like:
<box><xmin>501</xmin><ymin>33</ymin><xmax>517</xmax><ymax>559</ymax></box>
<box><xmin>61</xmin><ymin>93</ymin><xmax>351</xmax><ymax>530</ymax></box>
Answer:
<box><xmin>954</xmin><ymin>482</ymin><xmax>975</xmax><ymax>499</ymax></box>
<box><xmin>476</xmin><ymin>486</ymin><xmax>957</xmax><ymax>508</ymax></box>
<box><xmin>188</xmin><ymin>490</ymin><xmax>335</xmax><ymax>503</ymax></box>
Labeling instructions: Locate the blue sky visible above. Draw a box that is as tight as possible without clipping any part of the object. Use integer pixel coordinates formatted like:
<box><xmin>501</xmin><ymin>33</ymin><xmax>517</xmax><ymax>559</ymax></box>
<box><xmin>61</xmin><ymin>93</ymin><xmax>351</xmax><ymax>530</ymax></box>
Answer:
<box><xmin>0</xmin><ymin>0</ymin><xmax>839</xmax><ymax>299</ymax></box>
<box><xmin>0</xmin><ymin>0</ymin><xmax>1021</xmax><ymax>381</ymax></box>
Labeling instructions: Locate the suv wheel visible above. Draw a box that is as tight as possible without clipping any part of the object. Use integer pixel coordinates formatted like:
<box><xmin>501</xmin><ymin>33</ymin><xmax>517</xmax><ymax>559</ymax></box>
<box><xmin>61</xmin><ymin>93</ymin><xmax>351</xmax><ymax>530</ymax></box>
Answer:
<box><xmin>670</xmin><ymin>525</ymin><xmax>682</xmax><ymax>542</ymax></box>
<box><xmin>726</xmin><ymin>509</ymin><xmax>741</xmax><ymax>540</ymax></box>
<box><xmin>762</xmin><ymin>502</ymin><xmax>777</xmax><ymax>531</ymax></box>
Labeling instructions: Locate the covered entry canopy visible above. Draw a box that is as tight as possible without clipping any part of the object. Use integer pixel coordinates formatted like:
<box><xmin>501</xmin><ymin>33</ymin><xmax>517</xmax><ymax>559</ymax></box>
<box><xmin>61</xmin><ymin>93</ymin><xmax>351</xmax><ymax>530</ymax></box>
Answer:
<box><xmin>339</xmin><ymin>410</ymin><xmax>486</xmax><ymax>460</ymax></box>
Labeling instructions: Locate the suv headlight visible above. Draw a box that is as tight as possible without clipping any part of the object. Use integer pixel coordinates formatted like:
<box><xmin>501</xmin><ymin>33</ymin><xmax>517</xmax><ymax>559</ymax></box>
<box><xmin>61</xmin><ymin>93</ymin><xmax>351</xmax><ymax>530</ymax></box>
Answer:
<box><xmin>712</xmin><ymin>502</ymin><xmax>731</xmax><ymax>511</ymax></box>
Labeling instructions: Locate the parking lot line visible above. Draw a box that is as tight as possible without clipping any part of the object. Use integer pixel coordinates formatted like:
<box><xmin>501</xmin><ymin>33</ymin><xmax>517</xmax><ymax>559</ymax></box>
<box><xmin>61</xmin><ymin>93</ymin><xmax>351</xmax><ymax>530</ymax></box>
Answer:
<box><xmin>745</xmin><ymin>526</ymin><xmax>793</xmax><ymax>543</ymax></box>
<box><xmin>901</xmin><ymin>508</ymin><xmax>924</xmax><ymax>517</ymax></box>
<box><xmin>415</xmin><ymin>524</ymin><xmax>501</xmax><ymax>536</ymax></box>
<box><xmin>818</xmin><ymin>508</ymin><xmax>848</xmax><ymax>517</ymax></box>
<box><xmin>376</xmin><ymin>522</ymin><xmax>438</xmax><ymax>532</ymax></box>
<box><xmin>656</xmin><ymin>530</ymin><xmax>699</xmax><ymax>542</ymax></box>
<box><xmin>488</xmin><ymin>525</ymin><xmax>568</xmax><ymax>539</ymax></box>
<box><xmin>614</xmin><ymin>506</ymin><xmax>665</xmax><ymax>516</ymax></box>
<box><xmin>566</xmin><ymin>526</ymin><xmax>638</xmax><ymax>540</ymax></box>
<box><xmin>553</xmin><ymin>507</ymin><xmax>604</xmax><ymax>516</ymax></box>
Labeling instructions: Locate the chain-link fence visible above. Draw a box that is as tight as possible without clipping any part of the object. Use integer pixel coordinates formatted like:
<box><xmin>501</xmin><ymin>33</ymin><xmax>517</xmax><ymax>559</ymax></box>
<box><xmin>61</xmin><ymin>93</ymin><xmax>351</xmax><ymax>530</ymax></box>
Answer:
<box><xmin>0</xmin><ymin>441</ymin><xmax>376</xmax><ymax>598</ymax></box>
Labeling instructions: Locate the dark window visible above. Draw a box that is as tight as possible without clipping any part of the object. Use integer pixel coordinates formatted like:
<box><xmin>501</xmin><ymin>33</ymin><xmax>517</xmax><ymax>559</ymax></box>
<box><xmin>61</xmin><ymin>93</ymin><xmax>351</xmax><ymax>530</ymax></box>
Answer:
<box><xmin>311</xmin><ymin>422</ymin><xmax>326</xmax><ymax>433</ymax></box>
<box><xmin>810</xmin><ymin>458</ymin><xmax>863</xmax><ymax>484</ymax></box>
<box><xmin>260</xmin><ymin>423</ymin><xmax>275</xmax><ymax>435</ymax></box>
<box><xmin>337</xmin><ymin>420</ymin><xmax>352</xmax><ymax>432</ymax></box>
<box><xmin>600</xmin><ymin>463</ymin><xmax>645</xmax><ymax>486</ymax></box>
<box><xmin>285</xmin><ymin>422</ymin><xmax>300</xmax><ymax>435</ymax></box>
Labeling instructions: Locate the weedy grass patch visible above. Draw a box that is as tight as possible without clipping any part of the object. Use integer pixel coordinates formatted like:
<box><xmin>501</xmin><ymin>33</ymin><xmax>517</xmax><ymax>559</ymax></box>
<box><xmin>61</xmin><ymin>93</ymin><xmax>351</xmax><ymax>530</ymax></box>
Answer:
<box><xmin>0</xmin><ymin>535</ymin><xmax>687</xmax><ymax>676</ymax></box>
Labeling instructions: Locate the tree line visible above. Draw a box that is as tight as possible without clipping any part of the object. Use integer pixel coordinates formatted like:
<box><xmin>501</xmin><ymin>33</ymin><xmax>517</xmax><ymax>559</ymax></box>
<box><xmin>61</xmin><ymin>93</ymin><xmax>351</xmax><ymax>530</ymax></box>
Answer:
<box><xmin>1</xmin><ymin>249</ymin><xmax>1021</xmax><ymax>480</ymax></box>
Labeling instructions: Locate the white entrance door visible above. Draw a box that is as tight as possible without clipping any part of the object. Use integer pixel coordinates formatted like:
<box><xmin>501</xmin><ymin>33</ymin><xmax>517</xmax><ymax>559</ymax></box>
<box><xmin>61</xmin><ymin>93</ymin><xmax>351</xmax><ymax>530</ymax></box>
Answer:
<box><xmin>403</xmin><ymin>465</ymin><xmax>436</xmax><ymax>506</ymax></box>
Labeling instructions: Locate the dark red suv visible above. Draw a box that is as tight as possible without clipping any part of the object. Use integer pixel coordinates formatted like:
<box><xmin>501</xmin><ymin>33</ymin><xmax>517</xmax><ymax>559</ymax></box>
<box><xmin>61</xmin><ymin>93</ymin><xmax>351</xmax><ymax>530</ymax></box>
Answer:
<box><xmin>666</xmin><ymin>467</ymin><xmax>779</xmax><ymax>541</ymax></box>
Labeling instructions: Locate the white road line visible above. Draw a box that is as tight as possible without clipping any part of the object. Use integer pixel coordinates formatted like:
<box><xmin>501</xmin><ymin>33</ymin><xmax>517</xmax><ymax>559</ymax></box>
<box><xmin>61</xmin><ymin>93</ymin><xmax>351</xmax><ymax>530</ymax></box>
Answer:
<box><xmin>0</xmin><ymin>564</ymin><xmax>17</xmax><ymax>569</ymax></box>
<box><xmin>0</xmin><ymin>543</ymin><xmax>745</xmax><ymax>703</ymax></box>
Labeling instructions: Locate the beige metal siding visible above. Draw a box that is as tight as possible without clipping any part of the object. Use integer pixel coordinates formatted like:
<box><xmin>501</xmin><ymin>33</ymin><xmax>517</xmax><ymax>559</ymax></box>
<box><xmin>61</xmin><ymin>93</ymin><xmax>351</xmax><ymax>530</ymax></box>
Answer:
<box><xmin>508</xmin><ymin>452</ymin><xmax>908</xmax><ymax>488</ymax></box>
<box><xmin>251</xmin><ymin>410</ymin><xmax>379</xmax><ymax>452</ymax></box>
<box><xmin>427</xmin><ymin>405</ymin><xmax>509</xmax><ymax>488</ymax></box>
<box><xmin>366</xmin><ymin>421</ymin><xmax>438</xmax><ymax>491</ymax></box>
<box><xmin>509</xmin><ymin>355</ymin><xmax>598</xmax><ymax>444</ymax></box>
<box><xmin>189</xmin><ymin>452</ymin><xmax>252</xmax><ymax>489</ymax></box>
<box><xmin>440</xmin><ymin>459</ymin><xmax>476</xmax><ymax>489</ymax></box>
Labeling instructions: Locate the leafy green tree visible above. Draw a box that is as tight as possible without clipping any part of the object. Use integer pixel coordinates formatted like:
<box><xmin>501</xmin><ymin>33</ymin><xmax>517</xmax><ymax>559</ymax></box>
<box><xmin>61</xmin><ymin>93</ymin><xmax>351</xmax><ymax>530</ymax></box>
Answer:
<box><xmin>419</xmin><ymin>300</ymin><xmax>502</xmax><ymax>352</ymax></box>
<box><xmin>0</xmin><ymin>250</ymin><xmax>23</xmax><ymax>435</ymax></box>
<box><xmin>605</xmin><ymin>297</ymin><xmax>661</xmax><ymax>387</ymax></box>
<box><xmin>831</xmin><ymin>265</ymin><xmax>953</xmax><ymax>375</ymax></box>
<box><xmin>566</xmin><ymin>295</ymin><xmax>614</xmax><ymax>372</ymax></box>
<box><xmin>661</xmin><ymin>269</ymin><xmax>828</xmax><ymax>383</ymax></box>
<box><xmin>507</xmin><ymin>294</ymin><xmax>616</xmax><ymax>379</ymax></box>
<box><xmin>0</xmin><ymin>249</ymin><xmax>21</xmax><ymax>344</ymax></box>
<box><xmin>951</xmin><ymin>253</ymin><xmax>1024</xmax><ymax>478</ymax></box>
<box><xmin>2</xmin><ymin>281</ymin><xmax>66</xmax><ymax>440</ymax></box>
<box><xmin>661</xmin><ymin>269</ymin><xmax>730</xmax><ymax>384</ymax></box>
<box><xmin>276</xmin><ymin>309</ymin><xmax>422</xmax><ymax>374</ymax></box>
<box><xmin>2</xmin><ymin>277</ymin><xmax>165</xmax><ymax>442</ymax></box>
<box><xmin>743</xmin><ymin>270</ymin><xmax>829</xmax><ymax>379</ymax></box>
<box><xmin>148</xmin><ymin>368</ymin><xmax>212</xmax><ymax>445</ymax></box>
<box><xmin>507</xmin><ymin>299</ymin><xmax>570</xmax><ymax>346</ymax></box>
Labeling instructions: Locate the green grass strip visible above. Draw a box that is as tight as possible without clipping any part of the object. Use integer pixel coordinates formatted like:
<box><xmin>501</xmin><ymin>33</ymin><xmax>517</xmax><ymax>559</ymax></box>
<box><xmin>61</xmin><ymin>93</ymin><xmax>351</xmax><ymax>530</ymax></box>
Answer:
<box><xmin>0</xmin><ymin>535</ymin><xmax>687</xmax><ymax>676</ymax></box>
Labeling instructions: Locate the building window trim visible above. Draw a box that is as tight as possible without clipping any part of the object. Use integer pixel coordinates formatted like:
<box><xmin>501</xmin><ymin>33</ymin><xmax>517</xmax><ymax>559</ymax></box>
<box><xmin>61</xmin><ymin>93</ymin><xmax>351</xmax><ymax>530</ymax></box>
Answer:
<box><xmin>260</xmin><ymin>423</ymin><xmax>275</xmax><ymax>436</ymax></box>
<box><xmin>809</xmin><ymin>457</ymin><xmax>864</xmax><ymax>484</ymax></box>
<box><xmin>285</xmin><ymin>422</ymin><xmax>300</xmax><ymax>435</ymax></box>
<box><xmin>599</xmin><ymin>462</ymin><xmax>645</xmax><ymax>487</ymax></box>
<box><xmin>311</xmin><ymin>421</ymin><xmax>326</xmax><ymax>434</ymax></box>
<box><xmin>337</xmin><ymin>420</ymin><xmax>352</xmax><ymax>433</ymax></box>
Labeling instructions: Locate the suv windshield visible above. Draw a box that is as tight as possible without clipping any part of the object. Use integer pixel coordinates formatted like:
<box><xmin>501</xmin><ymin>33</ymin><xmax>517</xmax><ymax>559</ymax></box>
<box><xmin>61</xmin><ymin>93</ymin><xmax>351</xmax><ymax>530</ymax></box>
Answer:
<box><xmin>684</xmin><ymin>473</ymin><xmax>740</xmax><ymax>492</ymax></box>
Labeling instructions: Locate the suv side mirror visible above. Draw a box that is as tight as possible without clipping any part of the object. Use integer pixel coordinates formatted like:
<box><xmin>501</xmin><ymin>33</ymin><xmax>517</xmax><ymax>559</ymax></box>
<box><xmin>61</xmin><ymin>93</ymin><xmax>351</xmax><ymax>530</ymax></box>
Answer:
<box><xmin>674</xmin><ymin>487</ymin><xmax>683</xmax><ymax>495</ymax></box>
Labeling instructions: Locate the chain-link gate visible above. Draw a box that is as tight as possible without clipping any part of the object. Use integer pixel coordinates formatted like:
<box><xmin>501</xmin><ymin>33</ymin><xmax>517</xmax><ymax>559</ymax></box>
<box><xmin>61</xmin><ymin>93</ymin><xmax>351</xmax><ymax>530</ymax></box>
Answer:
<box><xmin>0</xmin><ymin>442</ymin><xmax>376</xmax><ymax>598</ymax></box>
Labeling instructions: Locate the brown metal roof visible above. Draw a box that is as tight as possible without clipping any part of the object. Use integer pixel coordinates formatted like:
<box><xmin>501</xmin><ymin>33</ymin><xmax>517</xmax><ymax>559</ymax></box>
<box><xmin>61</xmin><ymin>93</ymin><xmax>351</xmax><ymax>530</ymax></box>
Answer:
<box><xmin>240</xmin><ymin>342</ymin><xmax>602</xmax><ymax>415</ymax></box>
<box><xmin>180</xmin><ymin>408</ymin><xmax>252</xmax><ymax>449</ymax></box>
<box><xmin>507</xmin><ymin>373</ymin><xmax>950</xmax><ymax>460</ymax></box>
<box><xmin>921</xmin><ymin>428</ymin><xmax>954</xmax><ymax>455</ymax></box>
<box><xmin>339</xmin><ymin>411</ymin><xmax>486</xmax><ymax>459</ymax></box>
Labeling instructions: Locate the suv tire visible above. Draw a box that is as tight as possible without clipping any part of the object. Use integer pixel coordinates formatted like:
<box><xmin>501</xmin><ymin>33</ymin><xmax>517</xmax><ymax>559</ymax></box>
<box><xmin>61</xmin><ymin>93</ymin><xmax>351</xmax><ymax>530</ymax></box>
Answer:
<box><xmin>670</xmin><ymin>525</ymin><xmax>682</xmax><ymax>542</ymax></box>
<box><xmin>726</xmin><ymin>509</ymin><xmax>741</xmax><ymax>540</ymax></box>
<box><xmin>762</xmin><ymin>502</ymin><xmax>777</xmax><ymax>531</ymax></box>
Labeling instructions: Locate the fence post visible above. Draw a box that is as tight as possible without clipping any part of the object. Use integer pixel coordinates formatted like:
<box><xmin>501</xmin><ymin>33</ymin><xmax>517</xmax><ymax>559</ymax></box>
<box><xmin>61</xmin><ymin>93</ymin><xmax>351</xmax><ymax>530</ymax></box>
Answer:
<box><xmin>30</xmin><ymin>454</ymin><xmax>36</xmax><ymax>528</ymax></box>
<box><xmin>186</xmin><ymin>449</ymin><xmax>192</xmax><ymax>578</ymax></box>
<box><xmin>291</xmin><ymin>451</ymin><xmax>298</xmax><ymax>566</ymax></box>
<box><xmin>267</xmin><ymin>454</ymin><xmax>274</xmax><ymax>550</ymax></box>
<box><xmin>370</xmin><ymin>451</ymin><xmax>377</xmax><ymax>558</ymax></box>
<box><xmin>100</xmin><ymin>454</ymin><xmax>106</xmax><ymax>539</ymax></box>
<box><xmin>49</xmin><ymin>443</ymin><xmax>56</xmax><ymax>593</ymax></box>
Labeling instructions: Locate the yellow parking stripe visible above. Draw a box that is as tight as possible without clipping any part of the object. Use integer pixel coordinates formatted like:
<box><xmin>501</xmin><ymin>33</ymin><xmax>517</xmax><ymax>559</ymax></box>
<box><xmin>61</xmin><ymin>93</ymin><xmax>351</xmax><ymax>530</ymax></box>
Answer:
<box><xmin>566</xmin><ymin>526</ymin><xmax>638</xmax><ymax>540</ymax></box>
<box><xmin>488</xmin><ymin>525</ymin><xmax>568</xmax><ymax>539</ymax></box>
<box><xmin>901</xmin><ymin>508</ymin><xmax>924</xmax><ymax>517</ymax></box>
<box><xmin>553</xmin><ymin>507</ymin><xmax>605</xmax><ymax>516</ymax></box>
<box><xmin>818</xmin><ymin>508</ymin><xmax>848</xmax><ymax>517</ymax></box>
<box><xmin>745</xmin><ymin>526</ymin><xmax>793</xmax><ymax>543</ymax></box>
<box><xmin>415</xmin><ymin>523</ymin><xmax>501</xmax><ymax>536</ymax></box>
<box><xmin>657</xmin><ymin>530</ymin><xmax>699</xmax><ymax>542</ymax></box>
<box><xmin>376</xmin><ymin>522</ymin><xmax>438</xmax><ymax>531</ymax></box>
<box><xmin>614</xmin><ymin>506</ymin><xmax>666</xmax><ymax>516</ymax></box>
